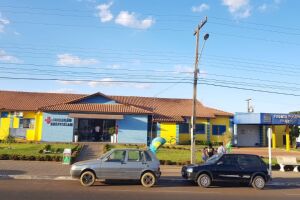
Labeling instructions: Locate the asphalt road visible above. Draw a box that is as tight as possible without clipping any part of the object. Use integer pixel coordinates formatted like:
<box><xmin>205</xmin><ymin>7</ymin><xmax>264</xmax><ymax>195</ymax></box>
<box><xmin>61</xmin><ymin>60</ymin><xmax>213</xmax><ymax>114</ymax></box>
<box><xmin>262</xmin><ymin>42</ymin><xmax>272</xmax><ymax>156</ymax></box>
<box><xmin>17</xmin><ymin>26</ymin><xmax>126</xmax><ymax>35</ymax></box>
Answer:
<box><xmin>1</xmin><ymin>179</ymin><xmax>300</xmax><ymax>200</ymax></box>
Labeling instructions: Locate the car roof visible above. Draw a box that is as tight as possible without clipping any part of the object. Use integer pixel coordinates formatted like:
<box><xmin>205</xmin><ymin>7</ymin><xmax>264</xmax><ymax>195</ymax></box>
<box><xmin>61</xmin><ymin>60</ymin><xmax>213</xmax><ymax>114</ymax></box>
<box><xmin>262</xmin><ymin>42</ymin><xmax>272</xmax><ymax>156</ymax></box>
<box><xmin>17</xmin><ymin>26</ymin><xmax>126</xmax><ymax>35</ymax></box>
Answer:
<box><xmin>225</xmin><ymin>153</ymin><xmax>260</xmax><ymax>157</ymax></box>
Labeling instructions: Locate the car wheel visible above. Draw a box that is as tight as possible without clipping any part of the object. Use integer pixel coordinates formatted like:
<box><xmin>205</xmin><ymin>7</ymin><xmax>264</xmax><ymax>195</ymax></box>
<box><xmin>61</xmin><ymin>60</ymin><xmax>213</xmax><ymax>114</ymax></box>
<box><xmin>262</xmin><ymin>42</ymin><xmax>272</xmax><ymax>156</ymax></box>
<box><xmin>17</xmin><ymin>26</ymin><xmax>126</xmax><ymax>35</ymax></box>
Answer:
<box><xmin>197</xmin><ymin>174</ymin><xmax>211</xmax><ymax>188</ymax></box>
<box><xmin>141</xmin><ymin>172</ymin><xmax>156</xmax><ymax>188</ymax></box>
<box><xmin>80</xmin><ymin>171</ymin><xmax>96</xmax><ymax>187</ymax></box>
<box><xmin>252</xmin><ymin>176</ymin><xmax>265</xmax><ymax>190</ymax></box>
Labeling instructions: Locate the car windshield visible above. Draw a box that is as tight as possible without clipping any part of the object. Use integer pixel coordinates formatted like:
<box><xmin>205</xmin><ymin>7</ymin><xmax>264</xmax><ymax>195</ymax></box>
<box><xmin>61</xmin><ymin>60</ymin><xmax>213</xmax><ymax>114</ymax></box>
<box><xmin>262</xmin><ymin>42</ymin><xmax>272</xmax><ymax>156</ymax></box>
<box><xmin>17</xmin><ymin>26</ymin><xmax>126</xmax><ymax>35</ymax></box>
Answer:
<box><xmin>99</xmin><ymin>150</ymin><xmax>113</xmax><ymax>160</ymax></box>
<box><xmin>205</xmin><ymin>154</ymin><xmax>222</xmax><ymax>164</ymax></box>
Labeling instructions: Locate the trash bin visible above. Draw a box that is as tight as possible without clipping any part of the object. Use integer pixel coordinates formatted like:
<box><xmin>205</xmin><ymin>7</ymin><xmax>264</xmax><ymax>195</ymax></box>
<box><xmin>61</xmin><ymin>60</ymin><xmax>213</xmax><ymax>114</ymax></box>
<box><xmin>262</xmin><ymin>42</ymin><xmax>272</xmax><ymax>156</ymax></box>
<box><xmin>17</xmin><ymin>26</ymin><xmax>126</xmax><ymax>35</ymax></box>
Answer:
<box><xmin>62</xmin><ymin>148</ymin><xmax>72</xmax><ymax>165</ymax></box>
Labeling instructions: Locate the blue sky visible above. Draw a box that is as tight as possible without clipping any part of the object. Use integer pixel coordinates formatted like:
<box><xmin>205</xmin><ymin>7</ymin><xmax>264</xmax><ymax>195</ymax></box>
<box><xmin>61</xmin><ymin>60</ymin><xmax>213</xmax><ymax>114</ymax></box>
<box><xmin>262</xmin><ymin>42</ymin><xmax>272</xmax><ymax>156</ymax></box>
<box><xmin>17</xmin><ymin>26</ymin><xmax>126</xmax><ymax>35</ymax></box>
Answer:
<box><xmin>0</xmin><ymin>0</ymin><xmax>300</xmax><ymax>114</ymax></box>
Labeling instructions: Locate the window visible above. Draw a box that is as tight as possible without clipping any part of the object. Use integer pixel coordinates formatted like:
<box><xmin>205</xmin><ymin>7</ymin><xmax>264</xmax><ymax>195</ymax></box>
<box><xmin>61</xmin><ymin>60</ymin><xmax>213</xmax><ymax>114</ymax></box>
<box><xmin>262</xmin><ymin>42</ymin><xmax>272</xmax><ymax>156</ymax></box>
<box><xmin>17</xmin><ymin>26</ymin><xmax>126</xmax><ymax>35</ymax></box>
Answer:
<box><xmin>220</xmin><ymin>154</ymin><xmax>238</xmax><ymax>166</ymax></box>
<box><xmin>195</xmin><ymin>124</ymin><xmax>205</xmax><ymax>134</ymax></box>
<box><xmin>238</xmin><ymin>155</ymin><xmax>261</xmax><ymax>169</ymax></box>
<box><xmin>212</xmin><ymin>125</ymin><xmax>226</xmax><ymax>135</ymax></box>
<box><xmin>179</xmin><ymin>123</ymin><xmax>189</xmax><ymax>133</ymax></box>
<box><xmin>106</xmin><ymin>150</ymin><xmax>126</xmax><ymax>162</ymax></box>
<box><xmin>128</xmin><ymin>150</ymin><xmax>143</xmax><ymax>162</ymax></box>
<box><xmin>179</xmin><ymin>123</ymin><xmax>205</xmax><ymax>134</ymax></box>
<box><xmin>19</xmin><ymin>118</ymin><xmax>35</xmax><ymax>129</ymax></box>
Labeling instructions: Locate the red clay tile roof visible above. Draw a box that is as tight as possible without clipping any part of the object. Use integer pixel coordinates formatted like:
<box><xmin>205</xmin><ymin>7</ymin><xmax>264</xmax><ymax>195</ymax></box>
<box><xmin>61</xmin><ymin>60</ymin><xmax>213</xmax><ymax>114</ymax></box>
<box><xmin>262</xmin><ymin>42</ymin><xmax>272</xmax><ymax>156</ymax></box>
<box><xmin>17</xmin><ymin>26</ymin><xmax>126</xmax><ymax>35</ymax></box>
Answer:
<box><xmin>0</xmin><ymin>90</ymin><xmax>84</xmax><ymax>111</ymax></box>
<box><xmin>41</xmin><ymin>103</ymin><xmax>151</xmax><ymax>114</ymax></box>
<box><xmin>0</xmin><ymin>90</ymin><xmax>232</xmax><ymax>122</ymax></box>
<box><xmin>110</xmin><ymin>96</ymin><xmax>233</xmax><ymax>122</ymax></box>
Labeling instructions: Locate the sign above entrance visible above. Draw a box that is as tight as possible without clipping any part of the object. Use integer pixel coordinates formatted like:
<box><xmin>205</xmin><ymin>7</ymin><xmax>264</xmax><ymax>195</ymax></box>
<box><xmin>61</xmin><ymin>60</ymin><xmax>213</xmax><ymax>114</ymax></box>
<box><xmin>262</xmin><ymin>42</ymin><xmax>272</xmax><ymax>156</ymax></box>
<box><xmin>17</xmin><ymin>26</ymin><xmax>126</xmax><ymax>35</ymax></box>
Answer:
<box><xmin>261</xmin><ymin>113</ymin><xmax>300</xmax><ymax>125</ymax></box>
<box><xmin>44</xmin><ymin>116</ymin><xmax>73</xmax><ymax>126</ymax></box>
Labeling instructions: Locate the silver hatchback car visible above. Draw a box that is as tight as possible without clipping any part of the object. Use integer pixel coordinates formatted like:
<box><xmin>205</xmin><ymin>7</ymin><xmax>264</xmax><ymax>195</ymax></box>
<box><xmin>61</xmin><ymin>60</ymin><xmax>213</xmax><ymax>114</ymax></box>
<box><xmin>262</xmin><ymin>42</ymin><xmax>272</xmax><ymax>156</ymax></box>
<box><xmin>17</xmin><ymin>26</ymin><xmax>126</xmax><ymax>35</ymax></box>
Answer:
<box><xmin>70</xmin><ymin>148</ymin><xmax>161</xmax><ymax>187</ymax></box>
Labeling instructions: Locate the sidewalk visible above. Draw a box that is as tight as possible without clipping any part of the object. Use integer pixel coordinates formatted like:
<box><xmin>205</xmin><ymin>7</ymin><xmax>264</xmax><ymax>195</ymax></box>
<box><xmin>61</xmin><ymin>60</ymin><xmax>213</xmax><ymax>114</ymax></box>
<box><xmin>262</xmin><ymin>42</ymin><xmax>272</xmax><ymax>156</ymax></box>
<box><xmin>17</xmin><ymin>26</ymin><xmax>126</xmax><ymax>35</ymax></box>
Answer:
<box><xmin>1</xmin><ymin>160</ymin><xmax>300</xmax><ymax>186</ymax></box>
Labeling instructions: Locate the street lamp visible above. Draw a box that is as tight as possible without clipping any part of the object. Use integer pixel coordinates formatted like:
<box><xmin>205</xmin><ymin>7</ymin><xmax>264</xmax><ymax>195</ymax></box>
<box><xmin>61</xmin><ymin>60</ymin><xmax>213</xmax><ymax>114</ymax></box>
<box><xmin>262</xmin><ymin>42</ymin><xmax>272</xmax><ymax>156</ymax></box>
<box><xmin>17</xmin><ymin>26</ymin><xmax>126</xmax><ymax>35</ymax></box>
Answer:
<box><xmin>191</xmin><ymin>27</ymin><xmax>209</xmax><ymax>164</ymax></box>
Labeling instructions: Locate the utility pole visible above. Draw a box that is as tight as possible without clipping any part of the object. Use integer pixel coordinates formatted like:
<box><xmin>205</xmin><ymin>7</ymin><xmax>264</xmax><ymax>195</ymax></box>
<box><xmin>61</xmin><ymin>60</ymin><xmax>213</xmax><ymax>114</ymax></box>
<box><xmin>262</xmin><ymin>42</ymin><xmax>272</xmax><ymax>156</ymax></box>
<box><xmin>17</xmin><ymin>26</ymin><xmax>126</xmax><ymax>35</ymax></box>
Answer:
<box><xmin>191</xmin><ymin>16</ymin><xmax>207</xmax><ymax>164</ymax></box>
<box><xmin>246</xmin><ymin>98</ymin><xmax>252</xmax><ymax>113</ymax></box>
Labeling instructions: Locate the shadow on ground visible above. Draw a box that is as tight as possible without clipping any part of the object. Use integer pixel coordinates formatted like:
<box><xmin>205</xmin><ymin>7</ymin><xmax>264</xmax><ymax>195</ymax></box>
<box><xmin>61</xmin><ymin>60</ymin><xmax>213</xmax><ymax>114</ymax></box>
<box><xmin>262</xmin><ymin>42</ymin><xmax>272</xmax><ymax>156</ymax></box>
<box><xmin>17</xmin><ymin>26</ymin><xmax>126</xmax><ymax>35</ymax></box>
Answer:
<box><xmin>0</xmin><ymin>170</ymin><xmax>25</xmax><ymax>176</ymax></box>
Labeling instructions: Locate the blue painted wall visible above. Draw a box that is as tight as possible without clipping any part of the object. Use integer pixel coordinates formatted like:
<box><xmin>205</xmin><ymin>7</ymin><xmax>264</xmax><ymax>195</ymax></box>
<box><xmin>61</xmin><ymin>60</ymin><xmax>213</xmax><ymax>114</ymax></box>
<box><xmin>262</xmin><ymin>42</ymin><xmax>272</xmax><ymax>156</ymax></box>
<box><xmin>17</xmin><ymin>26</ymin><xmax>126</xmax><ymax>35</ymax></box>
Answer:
<box><xmin>42</xmin><ymin>112</ymin><xmax>74</xmax><ymax>142</ymax></box>
<box><xmin>117</xmin><ymin>115</ymin><xmax>148</xmax><ymax>144</ymax></box>
<box><xmin>234</xmin><ymin>112</ymin><xmax>261</xmax><ymax>124</ymax></box>
<box><xmin>77</xmin><ymin>96</ymin><xmax>116</xmax><ymax>104</ymax></box>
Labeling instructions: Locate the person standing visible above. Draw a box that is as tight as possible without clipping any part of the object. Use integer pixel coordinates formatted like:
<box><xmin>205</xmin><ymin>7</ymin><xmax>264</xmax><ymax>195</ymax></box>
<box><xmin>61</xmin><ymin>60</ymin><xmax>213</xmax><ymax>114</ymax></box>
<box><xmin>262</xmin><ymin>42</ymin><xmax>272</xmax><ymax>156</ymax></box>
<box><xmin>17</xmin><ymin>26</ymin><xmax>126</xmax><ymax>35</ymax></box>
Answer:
<box><xmin>207</xmin><ymin>143</ymin><xmax>215</xmax><ymax>158</ymax></box>
<box><xmin>217</xmin><ymin>142</ymin><xmax>226</xmax><ymax>154</ymax></box>
<box><xmin>202</xmin><ymin>147</ymin><xmax>209</xmax><ymax>162</ymax></box>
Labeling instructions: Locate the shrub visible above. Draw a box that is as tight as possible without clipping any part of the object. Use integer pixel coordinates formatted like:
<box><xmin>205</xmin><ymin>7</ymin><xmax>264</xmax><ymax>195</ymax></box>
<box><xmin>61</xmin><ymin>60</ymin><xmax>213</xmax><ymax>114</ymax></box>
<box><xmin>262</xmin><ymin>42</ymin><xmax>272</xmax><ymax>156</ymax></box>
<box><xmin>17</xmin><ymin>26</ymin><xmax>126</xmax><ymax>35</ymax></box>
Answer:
<box><xmin>0</xmin><ymin>154</ymin><xmax>10</xmax><ymax>160</ymax></box>
<box><xmin>43</xmin><ymin>144</ymin><xmax>52</xmax><ymax>151</ymax></box>
<box><xmin>45</xmin><ymin>155</ymin><xmax>52</xmax><ymax>161</ymax></box>
<box><xmin>28</xmin><ymin>155</ymin><xmax>36</xmax><ymax>161</ymax></box>
<box><xmin>11</xmin><ymin>154</ymin><xmax>21</xmax><ymax>160</ymax></box>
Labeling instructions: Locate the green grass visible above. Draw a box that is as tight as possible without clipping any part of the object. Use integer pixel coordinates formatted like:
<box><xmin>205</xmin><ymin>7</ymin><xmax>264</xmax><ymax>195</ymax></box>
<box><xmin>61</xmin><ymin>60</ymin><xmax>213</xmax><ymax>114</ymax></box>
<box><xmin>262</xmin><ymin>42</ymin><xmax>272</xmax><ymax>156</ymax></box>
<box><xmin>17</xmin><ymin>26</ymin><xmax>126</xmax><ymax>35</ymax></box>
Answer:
<box><xmin>0</xmin><ymin>143</ymin><xmax>78</xmax><ymax>156</ymax></box>
<box><xmin>156</xmin><ymin>148</ymin><xmax>202</xmax><ymax>163</ymax></box>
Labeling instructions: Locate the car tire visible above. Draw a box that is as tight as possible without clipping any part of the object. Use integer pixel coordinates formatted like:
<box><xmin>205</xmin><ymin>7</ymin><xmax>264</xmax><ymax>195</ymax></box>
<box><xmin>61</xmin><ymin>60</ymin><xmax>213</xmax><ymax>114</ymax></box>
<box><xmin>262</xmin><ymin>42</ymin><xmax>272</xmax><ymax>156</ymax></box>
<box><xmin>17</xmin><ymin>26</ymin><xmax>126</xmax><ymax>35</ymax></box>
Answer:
<box><xmin>197</xmin><ymin>174</ymin><xmax>211</xmax><ymax>188</ymax></box>
<box><xmin>141</xmin><ymin>172</ymin><xmax>156</xmax><ymax>188</ymax></box>
<box><xmin>80</xmin><ymin>171</ymin><xmax>96</xmax><ymax>187</ymax></box>
<box><xmin>252</xmin><ymin>175</ymin><xmax>265</xmax><ymax>190</ymax></box>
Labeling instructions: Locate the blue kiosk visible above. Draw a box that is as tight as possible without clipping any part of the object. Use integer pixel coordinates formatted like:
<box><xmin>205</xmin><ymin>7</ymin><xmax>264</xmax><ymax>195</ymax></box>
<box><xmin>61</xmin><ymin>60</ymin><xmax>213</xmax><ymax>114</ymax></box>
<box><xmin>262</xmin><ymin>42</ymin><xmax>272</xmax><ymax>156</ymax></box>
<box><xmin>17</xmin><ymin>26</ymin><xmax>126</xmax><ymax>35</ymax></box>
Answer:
<box><xmin>234</xmin><ymin>113</ymin><xmax>300</xmax><ymax>151</ymax></box>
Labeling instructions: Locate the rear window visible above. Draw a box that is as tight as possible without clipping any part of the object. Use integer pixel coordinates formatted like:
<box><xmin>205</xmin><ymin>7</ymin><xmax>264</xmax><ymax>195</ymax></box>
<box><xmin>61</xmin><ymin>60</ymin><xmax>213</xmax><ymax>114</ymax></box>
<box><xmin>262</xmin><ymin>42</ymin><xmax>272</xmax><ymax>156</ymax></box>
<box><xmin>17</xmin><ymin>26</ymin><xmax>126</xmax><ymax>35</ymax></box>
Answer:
<box><xmin>238</xmin><ymin>155</ymin><xmax>262</xmax><ymax>168</ymax></box>
<box><xmin>128</xmin><ymin>150</ymin><xmax>143</xmax><ymax>162</ymax></box>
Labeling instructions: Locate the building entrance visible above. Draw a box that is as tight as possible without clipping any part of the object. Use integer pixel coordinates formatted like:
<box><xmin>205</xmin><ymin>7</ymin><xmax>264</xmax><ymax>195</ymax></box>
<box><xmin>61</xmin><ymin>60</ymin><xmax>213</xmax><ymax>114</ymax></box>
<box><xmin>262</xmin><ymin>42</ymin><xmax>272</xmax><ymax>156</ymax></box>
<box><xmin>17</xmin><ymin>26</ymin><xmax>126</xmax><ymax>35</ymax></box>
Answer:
<box><xmin>76</xmin><ymin>119</ymin><xmax>115</xmax><ymax>142</ymax></box>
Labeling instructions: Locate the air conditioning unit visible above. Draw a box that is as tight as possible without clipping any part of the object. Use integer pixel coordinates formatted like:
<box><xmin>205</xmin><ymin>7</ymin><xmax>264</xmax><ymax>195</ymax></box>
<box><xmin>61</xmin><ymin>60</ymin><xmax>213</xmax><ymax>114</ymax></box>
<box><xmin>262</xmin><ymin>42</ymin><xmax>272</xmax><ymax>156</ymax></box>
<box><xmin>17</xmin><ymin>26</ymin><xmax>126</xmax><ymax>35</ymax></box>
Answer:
<box><xmin>13</xmin><ymin>112</ymin><xmax>23</xmax><ymax>117</ymax></box>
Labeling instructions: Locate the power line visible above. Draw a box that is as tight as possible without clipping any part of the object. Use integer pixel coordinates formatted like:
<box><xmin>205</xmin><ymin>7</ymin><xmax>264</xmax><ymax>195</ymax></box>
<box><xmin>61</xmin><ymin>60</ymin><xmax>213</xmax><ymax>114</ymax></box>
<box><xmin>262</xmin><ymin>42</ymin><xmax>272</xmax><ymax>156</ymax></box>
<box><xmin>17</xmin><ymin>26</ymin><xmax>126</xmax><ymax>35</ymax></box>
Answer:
<box><xmin>0</xmin><ymin>75</ymin><xmax>300</xmax><ymax>97</ymax></box>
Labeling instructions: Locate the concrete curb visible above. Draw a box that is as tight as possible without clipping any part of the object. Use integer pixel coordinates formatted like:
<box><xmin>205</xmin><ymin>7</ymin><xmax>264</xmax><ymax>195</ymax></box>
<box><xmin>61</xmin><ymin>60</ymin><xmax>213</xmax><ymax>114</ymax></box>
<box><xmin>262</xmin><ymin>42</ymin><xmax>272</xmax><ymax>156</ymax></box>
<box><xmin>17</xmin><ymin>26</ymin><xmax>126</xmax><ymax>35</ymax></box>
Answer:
<box><xmin>0</xmin><ymin>175</ymin><xmax>76</xmax><ymax>181</ymax></box>
<box><xmin>1</xmin><ymin>175</ymin><xmax>300</xmax><ymax>187</ymax></box>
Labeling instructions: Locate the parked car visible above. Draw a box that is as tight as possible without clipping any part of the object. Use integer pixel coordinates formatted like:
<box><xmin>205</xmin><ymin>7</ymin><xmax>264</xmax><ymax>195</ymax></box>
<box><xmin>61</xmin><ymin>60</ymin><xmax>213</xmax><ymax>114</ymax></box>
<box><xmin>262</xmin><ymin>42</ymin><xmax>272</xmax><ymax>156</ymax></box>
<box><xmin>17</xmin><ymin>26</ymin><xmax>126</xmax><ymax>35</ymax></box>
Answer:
<box><xmin>181</xmin><ymin>154</ymin><xmax>270</xmax><ymax>189</ymax></box>
<box><xmin>70</xmin><ymin>148</ymin><xmax>161</xmax><ymax>187</ymax></box>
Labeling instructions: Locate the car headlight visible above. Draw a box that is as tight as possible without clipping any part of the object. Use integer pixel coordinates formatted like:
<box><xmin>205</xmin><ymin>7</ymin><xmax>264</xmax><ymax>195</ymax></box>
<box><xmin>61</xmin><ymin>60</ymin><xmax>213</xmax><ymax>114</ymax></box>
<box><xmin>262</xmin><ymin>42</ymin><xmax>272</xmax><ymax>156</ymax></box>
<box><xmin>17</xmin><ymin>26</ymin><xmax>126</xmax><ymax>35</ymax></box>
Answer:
<box><xmin>186</xmin><ymin>168</ymin><xmax>193</xmax><ymax>173</ymax></box>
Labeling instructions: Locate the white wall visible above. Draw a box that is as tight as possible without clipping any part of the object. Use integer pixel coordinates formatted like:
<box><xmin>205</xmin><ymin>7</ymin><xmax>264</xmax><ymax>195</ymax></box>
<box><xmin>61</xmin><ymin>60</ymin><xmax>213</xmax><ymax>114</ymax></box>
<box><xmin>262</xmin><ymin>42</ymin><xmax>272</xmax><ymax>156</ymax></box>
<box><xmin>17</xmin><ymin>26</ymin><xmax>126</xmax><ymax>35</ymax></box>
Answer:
<box><xmin>237</xmin><ymin>125</ymin><xmax>260</xmax><ymax>146</ymax></box>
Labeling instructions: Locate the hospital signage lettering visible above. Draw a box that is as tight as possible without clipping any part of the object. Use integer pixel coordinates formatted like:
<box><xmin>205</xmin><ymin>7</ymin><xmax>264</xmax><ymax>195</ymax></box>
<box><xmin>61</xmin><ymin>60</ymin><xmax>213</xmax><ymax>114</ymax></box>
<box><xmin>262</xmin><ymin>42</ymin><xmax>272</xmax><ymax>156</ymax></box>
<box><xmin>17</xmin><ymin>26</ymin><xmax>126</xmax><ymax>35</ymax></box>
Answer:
<box><xmin>45</xmin><ymin>117</ymin><xmax>73</xmax><ymax>126</ymax></box>
<box><xmin>261</xmin><ymin>113</ymin><xmax>300</xmax><ymax>125</ymax></box>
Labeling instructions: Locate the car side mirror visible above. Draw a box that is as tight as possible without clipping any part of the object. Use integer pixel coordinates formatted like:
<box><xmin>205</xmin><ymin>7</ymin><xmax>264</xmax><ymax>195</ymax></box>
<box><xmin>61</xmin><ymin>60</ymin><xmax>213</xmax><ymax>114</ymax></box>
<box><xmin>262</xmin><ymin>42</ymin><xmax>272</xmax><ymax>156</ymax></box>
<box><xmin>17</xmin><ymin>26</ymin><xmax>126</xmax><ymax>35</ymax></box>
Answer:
<box><xmin>102</xmin><ymin>157</ymin><xmax>108</xmax><ymax>162</ymax></box>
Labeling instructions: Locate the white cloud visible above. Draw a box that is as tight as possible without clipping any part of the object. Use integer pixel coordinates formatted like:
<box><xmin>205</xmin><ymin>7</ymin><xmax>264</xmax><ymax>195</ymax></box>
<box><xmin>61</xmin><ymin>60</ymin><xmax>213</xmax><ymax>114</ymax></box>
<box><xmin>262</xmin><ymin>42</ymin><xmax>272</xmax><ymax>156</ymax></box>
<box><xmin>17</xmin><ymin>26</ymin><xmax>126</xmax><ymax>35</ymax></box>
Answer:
<box><xmin>0</xmin><ymin>49</ymin><xmax>20</xmax><ymax>63</ymax></box>
<box><xmin>174</xmin><ymin>64</ymin><xmax>207</xmax><ymax>78</ymax></box>
<box><xmin>258</xmin><ymin>0</ymin><xmax>282</xmax><ymax>13</ymax></box>
<box><xmin>108</xmin><ymin>64</ymin><xmax>121</xmax><ymax>69</ymax></box>
<box><xmin>58</xmin><ymin>80</ymin><xmax>84</xmax><ymax>85</ymax></box>
<box><xmin>222</xmin><ymin>0</ymin><xmax>251</xmax><ymax>19</ymax></box>
<box><xmin>0</xmin><ymin>13</ymin><xmax>10</xmax><ymax>33</ymax></box>
<box><xmin>192</xmin><ymin>3</ymin><xmax>210</xmax><ymax>13</ymax></box>
<box><xmin>88</xmin><ymin>78</ymin><xmax>117</xmax><ymax>87</ymax></box>
<box><xmin>57</xmin><ymin>54</ymin><xmax>98</xmax><ymax>66</ymax></box>
<box><xmin>174</xmin><ymin>65</ymin><xmax>194</xmax><ymax>74</ymax></box>
<box><xmin>96</xmin><ymin>2</ymin><xmax>114</xmax><ymax>22</ymax></box>
<box><xmin>258</xmin><ymin>3</ymin><xmax>268</xmax><ymax>12</ymax></box>
<box><xmin>88</xmin><ymin>78</ymin><xmax>151</xmax><ymax>89</ymax></box>
<box><xmin>48</xmin><ymin>88</ymin><xmax>76</xmax><ymax>93</ymax></box>
<box><xmin>115</xmin><ymin>11</ymin><xmax>155</xmax><ymax>29</ymax></box>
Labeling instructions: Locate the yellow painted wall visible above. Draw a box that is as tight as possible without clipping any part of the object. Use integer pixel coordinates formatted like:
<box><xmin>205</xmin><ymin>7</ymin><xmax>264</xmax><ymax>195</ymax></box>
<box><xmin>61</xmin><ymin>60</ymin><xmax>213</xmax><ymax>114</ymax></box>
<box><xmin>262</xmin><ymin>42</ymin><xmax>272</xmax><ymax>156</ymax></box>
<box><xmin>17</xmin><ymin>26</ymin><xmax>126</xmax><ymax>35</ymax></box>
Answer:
<box><xmin>24</xmin><ymin>112</ymin><xmax>43</xmax><ymax>141</ymax></box>
<box><xmin>160</xmin><ymin>123</ymin><xmax>177</xmax><ymax>144</ymax></box>
<box><xmin>13</xmin><ymin>117</ymin><xmax>19</xmax><ymax>128</ymax></box>
<box><xmin>210</xmin><ymin>117</ymin><xmax>231</xmax><ymax>143</ymax></box>
<box><xmin>178</xmin><ymin>116</ymin><xmax>232</xmax><ymax>144</ymax></box>
<box><xmin>0</xmin><ymin>111</ymin><xmax>43</xmax><ymax>141</ymax></box>
<box><xmin>0</xmin><ymin>113</ymin><xmax>11</xmax><ymax>140</ymax></box>
<box><xmin>274</xmin><ymin>125</ymin><xmax>285</xmax><ymax>147</ymax></box>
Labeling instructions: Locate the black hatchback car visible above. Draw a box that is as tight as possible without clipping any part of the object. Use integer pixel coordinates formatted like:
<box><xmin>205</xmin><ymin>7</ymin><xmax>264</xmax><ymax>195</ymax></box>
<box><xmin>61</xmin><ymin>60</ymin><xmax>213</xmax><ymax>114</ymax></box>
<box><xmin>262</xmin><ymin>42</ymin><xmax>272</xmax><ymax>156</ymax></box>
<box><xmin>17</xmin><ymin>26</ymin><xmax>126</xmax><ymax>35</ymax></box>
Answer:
<box><xmin>182</xmin><ymin>154</ymin><xmax>270</xmax><ymax>189</ymax></box>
